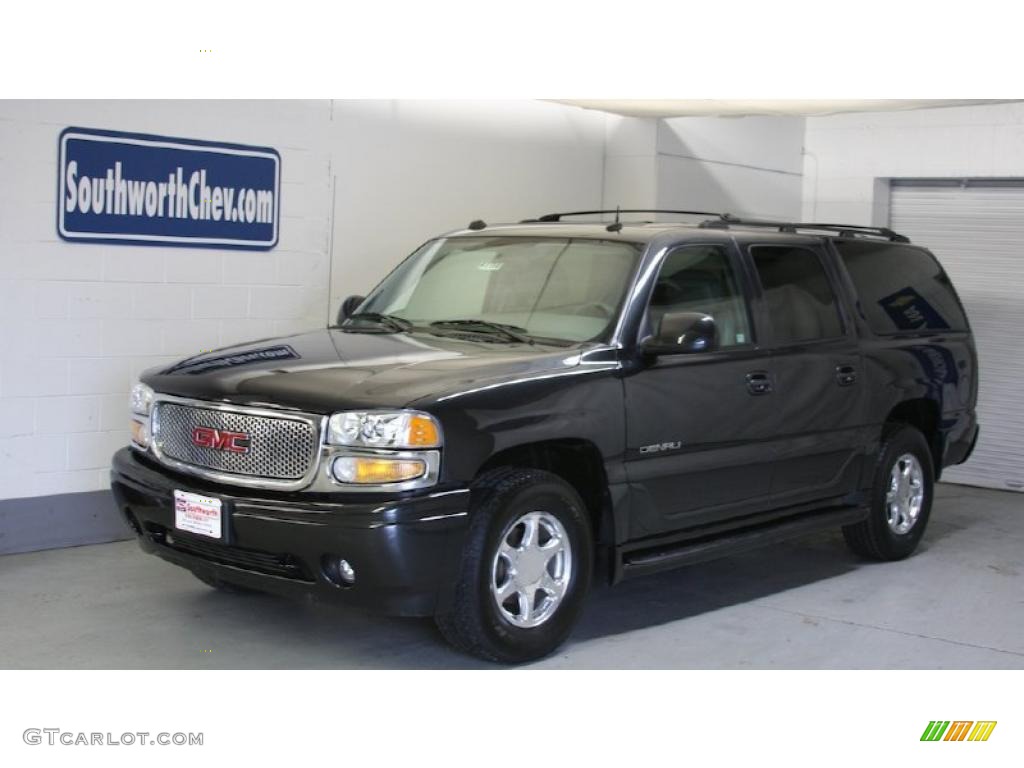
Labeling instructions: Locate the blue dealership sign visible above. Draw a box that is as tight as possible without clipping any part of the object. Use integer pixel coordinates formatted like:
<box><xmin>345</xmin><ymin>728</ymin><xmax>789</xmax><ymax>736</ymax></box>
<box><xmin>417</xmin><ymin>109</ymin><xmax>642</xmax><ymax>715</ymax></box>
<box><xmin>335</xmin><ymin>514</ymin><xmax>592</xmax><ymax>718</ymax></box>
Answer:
<box><xmin>58</xmin><ymin>127</ymin><xmax>280</xmax><ymax>250</ymax></box>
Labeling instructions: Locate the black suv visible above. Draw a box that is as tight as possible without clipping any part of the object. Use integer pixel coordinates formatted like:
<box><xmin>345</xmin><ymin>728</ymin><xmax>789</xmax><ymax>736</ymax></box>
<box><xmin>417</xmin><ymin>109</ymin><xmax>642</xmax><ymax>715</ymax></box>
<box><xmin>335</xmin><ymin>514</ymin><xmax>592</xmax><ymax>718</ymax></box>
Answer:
<box><xmin>111</xmin><ymin>210</ymin><xmax>979</xmax><ymax>662</ymax></box>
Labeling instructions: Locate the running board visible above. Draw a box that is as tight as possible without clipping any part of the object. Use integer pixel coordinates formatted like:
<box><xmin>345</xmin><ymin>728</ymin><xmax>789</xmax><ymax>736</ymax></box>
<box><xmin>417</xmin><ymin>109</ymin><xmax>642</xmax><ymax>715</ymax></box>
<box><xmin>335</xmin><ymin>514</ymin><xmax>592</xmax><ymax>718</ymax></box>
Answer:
<box><xmin>617</xmin><ymin>505</ymin><xmax>868</xmax><ymax>581</ymax></box>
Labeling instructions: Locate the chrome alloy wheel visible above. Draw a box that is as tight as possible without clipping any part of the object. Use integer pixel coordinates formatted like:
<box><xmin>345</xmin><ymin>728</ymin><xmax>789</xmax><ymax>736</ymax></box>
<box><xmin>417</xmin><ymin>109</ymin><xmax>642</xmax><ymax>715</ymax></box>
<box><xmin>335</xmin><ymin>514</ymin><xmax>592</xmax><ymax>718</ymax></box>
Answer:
<box><xmin>886</xmin><ymin>453</ymin><xmax>925</xmax><ymax>534</ymax></box>
<box><xmin>490</xmin><ymin>511</ymin><xmax>573</xmax><ymax>629</ymax></box>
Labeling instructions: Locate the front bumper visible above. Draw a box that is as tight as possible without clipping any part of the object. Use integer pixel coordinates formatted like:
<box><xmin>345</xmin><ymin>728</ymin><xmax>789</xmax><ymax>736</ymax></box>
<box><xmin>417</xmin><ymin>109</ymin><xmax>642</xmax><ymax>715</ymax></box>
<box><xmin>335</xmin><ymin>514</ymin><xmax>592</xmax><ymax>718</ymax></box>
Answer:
<box><xmin>110</xmin><ymin>448</ymin><xmax>471</xmax><ymax>617</ymax></box>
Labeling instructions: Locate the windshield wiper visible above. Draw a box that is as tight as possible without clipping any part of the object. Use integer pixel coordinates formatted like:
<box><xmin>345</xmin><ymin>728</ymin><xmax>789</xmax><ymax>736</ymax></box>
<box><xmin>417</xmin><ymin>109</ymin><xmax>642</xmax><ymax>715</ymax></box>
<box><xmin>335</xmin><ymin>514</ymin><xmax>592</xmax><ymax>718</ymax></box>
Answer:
<box><xmin>343</xmin><ymin>312</ymin><xmax>413</xmax><ymax>333</ymax></box>
<box><xmin>429</xmin><ymin>319</ymin><xmax>535</xmax><ymax>344</ymax></box>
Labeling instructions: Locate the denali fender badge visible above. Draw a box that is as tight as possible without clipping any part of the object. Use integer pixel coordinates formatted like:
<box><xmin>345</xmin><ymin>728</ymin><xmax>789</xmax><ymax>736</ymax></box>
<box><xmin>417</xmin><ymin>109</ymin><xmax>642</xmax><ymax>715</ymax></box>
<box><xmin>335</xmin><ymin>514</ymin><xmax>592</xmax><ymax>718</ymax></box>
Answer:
<box><xmin>639</xmin><ymin>441</ymin><xmax>683</xmax><ymax>454</ymax></box>
<box><xmin>191</xmin><ymin>426</ymin><xmax>252</xmax><ymax>454</ymax></box>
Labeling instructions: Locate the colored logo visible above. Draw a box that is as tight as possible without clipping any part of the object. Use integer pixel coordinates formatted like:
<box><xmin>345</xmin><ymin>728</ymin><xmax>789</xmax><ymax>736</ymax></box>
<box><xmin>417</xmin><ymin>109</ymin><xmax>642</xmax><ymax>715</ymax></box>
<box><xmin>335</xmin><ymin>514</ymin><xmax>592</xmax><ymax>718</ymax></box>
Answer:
<box><xmin>191</xmin><ymin>426</ymin><xmax>251</xmax><ymax>454</ymax></box>
<box><xmin>921</xmin><ymin>721</ymin><xmax>997</xmax><ymax>742</ymax></box>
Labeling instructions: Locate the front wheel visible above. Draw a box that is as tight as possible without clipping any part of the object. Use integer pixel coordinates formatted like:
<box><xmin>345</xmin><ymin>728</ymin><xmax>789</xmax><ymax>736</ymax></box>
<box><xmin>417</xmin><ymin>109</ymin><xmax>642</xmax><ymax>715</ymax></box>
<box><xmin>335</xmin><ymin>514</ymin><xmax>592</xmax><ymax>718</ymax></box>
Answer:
<box><xmin>435</xmin><ymin>467</ymin><xmax>593</xmax><ymax>663</ymax></box>
<box><xmin>843</xmin><ymin>424</ymin><xmax>935</xmax><ymax>561</ymax></box>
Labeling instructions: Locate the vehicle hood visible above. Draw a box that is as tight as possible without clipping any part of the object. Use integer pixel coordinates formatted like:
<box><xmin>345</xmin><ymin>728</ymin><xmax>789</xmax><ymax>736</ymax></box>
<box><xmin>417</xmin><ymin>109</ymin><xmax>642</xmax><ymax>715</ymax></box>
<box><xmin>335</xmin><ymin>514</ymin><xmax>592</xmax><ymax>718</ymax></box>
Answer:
<box><xmin>141</xmin><ymin>328</ymin><xmax>585</xmax><ymax>413</ymax></box>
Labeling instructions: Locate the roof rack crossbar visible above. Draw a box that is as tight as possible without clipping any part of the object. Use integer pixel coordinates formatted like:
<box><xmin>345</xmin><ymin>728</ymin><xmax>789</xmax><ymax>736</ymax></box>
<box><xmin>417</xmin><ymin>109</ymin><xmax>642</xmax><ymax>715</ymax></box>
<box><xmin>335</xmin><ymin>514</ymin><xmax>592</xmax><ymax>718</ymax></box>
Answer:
<box><xmin>708</xmin><ymin>216</ymin><xmax>910</xmax><ymax>243</ymax></box>
<box><xmin>522</xmin><ymin>209</ymin><xmax>724</xmax><ymax>223</ymax></box>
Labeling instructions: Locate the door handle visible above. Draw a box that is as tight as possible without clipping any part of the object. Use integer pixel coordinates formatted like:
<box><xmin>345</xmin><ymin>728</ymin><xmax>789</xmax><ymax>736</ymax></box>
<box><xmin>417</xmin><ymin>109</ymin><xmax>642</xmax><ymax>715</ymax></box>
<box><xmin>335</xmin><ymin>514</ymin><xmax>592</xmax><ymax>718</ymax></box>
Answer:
<box><xmin>835</xmin><ymin>364</ymin><xmax>858</xmax><ymax>386</ymax></box>
<box><xmin>746</xmin><ymin>371</ymin><xmax>773</xmax><ymax>396</ymax></box>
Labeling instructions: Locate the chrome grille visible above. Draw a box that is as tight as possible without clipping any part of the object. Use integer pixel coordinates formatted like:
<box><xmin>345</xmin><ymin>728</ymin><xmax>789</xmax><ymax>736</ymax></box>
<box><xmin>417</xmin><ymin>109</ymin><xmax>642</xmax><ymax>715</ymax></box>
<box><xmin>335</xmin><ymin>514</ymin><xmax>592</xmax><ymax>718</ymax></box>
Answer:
<box><xmin>153</xmin><ymin>402</ymin><xmax>319</xmax><ymax>482</ymax></box>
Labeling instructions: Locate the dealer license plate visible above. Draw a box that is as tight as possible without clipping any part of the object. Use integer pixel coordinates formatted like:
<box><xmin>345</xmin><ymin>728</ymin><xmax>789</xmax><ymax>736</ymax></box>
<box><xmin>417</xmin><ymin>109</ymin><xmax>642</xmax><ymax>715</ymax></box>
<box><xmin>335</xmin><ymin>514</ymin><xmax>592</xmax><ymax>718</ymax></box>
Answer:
<box><xmin>174</xmin><ymin>490</ymin><xmax>223</xmax><ymax>539</ymax></box>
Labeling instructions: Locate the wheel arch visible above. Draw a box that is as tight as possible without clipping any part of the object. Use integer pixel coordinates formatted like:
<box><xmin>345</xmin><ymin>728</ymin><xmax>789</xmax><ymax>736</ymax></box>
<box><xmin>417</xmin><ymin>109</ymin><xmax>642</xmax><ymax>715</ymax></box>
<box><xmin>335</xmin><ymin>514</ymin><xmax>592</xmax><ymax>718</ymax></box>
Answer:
<box><xmin>884</xmin><ymin>398</ymin><xmax>942</xmax><ymax>477</ymax></box>
<box><xmin>475</xmin><ymin>438</ymin><xmax>615</xmax><ymax>552</ymax></box>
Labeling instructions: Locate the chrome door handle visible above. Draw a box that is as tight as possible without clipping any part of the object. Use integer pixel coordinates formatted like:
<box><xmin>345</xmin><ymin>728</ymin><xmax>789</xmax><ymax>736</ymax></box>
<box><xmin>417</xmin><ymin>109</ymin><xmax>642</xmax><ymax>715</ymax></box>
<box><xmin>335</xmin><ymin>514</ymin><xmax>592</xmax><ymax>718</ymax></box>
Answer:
<box><xmin>835</xmin><ymin>365</ymin><xmax>858</xmax><ymax>386</ymax></box>
<box><xmin>746</xmin><ymin>371</ymin><xmax>773</xmax><ymax>395</ymax></box>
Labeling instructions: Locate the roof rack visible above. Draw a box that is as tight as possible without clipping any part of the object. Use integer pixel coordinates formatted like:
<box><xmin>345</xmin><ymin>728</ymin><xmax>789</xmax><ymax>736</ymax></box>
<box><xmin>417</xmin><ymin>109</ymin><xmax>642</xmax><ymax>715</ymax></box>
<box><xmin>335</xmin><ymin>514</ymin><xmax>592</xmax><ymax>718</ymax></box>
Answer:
<box><xmin>521</xmin><ymin>209</ymin><xmax>722</xmax><ymax>223</ymax></box>
<box><xmin>702</xmin><ymin>215</ymin><xmax>910</xmax><ymax>243</ymax></box>
<box><xmin>518</xmin><ymin>209</ymin><xmax>911</xmax><ymax>243</ymax></box>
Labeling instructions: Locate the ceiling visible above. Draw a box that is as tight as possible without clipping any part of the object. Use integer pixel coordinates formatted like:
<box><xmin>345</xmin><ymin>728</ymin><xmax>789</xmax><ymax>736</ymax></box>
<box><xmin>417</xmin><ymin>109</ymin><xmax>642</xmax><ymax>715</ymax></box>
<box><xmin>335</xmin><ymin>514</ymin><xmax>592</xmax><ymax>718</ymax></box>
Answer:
<box><xmin>553</xmin><ymin>99</ymin><xmax>1021</xmax><ymax>118</ymax></box>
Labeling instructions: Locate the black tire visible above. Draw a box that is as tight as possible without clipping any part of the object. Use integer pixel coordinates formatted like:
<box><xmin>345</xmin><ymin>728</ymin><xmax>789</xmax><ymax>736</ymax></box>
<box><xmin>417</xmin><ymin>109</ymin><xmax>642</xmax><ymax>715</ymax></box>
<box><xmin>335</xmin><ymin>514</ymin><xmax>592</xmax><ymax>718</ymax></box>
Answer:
<box><xmin>192</xmin><ymin>569</ymin><xmax>257</xmax><ymax>594</ymax></box>
<box><xmin>435</xmin><ymin>467</ymin><xmax>593</xmax><ymax>664</ymax></box>
<box><xmin>843</xmin><ymin>423</ymin><xmax>935</xmax><ymax>561</ymax></box>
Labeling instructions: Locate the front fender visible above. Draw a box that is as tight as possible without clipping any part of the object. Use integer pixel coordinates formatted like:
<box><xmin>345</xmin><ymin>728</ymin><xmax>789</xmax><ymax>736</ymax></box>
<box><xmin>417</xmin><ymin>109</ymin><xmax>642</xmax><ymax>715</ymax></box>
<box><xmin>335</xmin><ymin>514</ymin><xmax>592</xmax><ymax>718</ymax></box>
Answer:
<box><xmin>417</xmin><ymin>362</ymin><xmax>627</xmax><ymax>486</ymax></box>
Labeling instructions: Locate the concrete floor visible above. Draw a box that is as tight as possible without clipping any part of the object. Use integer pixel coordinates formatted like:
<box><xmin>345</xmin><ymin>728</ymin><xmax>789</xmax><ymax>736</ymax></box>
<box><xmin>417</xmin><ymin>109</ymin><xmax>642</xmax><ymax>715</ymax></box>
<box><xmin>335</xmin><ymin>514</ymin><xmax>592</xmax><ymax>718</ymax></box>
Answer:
<box><xmin>1</xmin><ymin>483</ymin><xmax>1021</xmax><ymax>668</ymax></box>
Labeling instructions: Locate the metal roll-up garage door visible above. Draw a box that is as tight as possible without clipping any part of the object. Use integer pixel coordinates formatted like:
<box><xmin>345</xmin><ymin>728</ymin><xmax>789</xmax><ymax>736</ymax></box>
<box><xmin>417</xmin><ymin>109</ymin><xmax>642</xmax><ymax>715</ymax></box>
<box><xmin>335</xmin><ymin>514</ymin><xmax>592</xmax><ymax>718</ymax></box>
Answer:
<box><xmin>890</xmin><ymin>180</ymin><xmax>1024</xmax><ymax>491</ymax></box>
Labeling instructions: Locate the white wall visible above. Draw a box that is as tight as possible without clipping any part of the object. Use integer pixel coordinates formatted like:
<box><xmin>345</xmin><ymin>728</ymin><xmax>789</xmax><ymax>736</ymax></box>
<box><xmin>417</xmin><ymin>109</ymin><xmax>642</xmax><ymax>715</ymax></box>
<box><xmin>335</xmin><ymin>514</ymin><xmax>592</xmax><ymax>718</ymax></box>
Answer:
<box><xmin>802</xmin><ymin>102</ymin><xmax>1024</xmax><ymax>223</ymax></box>
<box><xmin>328</xmin><ymin>100</ymin><xmax>609</xmax><ymax>309</ymax></box>
<box><xmin>602</xmin><ymin>116</ymin><xmax>661</xmax><ymax>210</ymax></box>
<box><xmin>657</xmin><ymin>116</ymin><xmax>805</xmax><ymax>220</ymax></box>
<box><xmin>598</xmin><ymin>114</ymin><xmax>805</xmax><ymax>220</ymax></box>
<box><xmin>0</xmin><ymin>100</ymin><xmax>333</xmax><ymax>500</ymax></box>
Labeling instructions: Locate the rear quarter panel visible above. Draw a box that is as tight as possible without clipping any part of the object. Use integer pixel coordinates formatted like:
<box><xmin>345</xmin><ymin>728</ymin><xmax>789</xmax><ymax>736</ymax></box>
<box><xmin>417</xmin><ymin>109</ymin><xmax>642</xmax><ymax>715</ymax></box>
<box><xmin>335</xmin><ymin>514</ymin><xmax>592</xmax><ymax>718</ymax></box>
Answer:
<box><xmin>859</xmin><ymin>333</ymin><xmax>978</xmax><ymax>462</ymax></box>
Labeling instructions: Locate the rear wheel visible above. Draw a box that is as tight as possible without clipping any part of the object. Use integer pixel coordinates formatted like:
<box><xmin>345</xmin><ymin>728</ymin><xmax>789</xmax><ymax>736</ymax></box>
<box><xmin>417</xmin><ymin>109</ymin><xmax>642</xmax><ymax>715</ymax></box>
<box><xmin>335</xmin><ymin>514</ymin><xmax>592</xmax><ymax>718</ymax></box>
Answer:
<box><xmin>435</xmin><ymin>467</ymin><xmax>593</xmax><ymax>663</ymax></box>
<box><xmin>843</xmin><ymin>424</ymin><xmax>935</xmax><ymax>561</ymax></box>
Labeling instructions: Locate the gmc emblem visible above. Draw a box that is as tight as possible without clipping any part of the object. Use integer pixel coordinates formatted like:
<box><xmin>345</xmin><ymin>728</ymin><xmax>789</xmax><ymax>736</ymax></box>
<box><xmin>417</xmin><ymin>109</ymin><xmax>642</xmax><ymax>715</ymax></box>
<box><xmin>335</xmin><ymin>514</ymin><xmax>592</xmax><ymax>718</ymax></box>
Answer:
<box><xmin>191</xmin><ymin>426</ymin><xmax>251</xmax><ymax>454</ymax></box>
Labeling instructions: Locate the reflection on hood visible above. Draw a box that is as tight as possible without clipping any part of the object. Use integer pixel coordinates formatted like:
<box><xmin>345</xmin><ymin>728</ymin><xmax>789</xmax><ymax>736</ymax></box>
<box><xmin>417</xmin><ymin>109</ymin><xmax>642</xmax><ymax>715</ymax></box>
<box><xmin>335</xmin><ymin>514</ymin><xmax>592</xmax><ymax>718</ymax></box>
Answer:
<box><xmin>162</xmin><ymin>345</ymin><xmax>300</xmax><ymax>375</ymax></box>
<box><xmin>142</xmin><ymin>329</ymin><xmax>588</xmax><ymax>413</ymax></box>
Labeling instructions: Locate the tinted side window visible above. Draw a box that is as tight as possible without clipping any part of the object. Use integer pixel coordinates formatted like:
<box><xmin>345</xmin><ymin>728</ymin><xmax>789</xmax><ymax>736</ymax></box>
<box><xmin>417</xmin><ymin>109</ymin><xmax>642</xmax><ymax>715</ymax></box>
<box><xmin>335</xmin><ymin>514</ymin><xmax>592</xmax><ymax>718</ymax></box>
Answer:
<box><xmin>751</xmin><ymin>245</ymin><xmax>844</xmax><ymax>344</ymax></box>
<box><xmin>834</xmin><ymin>241</ymin><xmax>969</xmax><ymax>334</ymax></box>
<box><xmin>647</xmin><ymin>245</ymin><xmax>752</xmax><ymax>348</ymax></box>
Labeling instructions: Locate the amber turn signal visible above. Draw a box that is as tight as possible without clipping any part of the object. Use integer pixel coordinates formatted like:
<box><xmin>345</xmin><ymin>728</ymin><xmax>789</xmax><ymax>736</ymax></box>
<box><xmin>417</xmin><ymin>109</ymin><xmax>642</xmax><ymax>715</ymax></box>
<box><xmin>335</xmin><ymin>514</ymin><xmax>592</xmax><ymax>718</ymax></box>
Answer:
<box><xmin>130</xmin><ymin>418</ymin><xmax>150</xmax><ymax>448</ymax></box>
<box><xmin>331</xmin><ymin>456</ymin><xmax>427</xmax><ymax>485</ymax></box>
<box><xmin>407</xmin><ymin>414</ymin><xmax>440</xmax><ymax>447</ymax></box>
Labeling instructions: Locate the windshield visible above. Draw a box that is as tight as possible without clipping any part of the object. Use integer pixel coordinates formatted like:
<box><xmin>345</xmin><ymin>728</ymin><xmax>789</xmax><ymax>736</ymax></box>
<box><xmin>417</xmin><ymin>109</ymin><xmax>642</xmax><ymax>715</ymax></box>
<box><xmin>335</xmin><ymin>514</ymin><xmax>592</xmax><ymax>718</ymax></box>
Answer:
<box><xmin>351</xmin><ymin>236</ymin><xmax>642</xmax><ymax>343</ymax></box>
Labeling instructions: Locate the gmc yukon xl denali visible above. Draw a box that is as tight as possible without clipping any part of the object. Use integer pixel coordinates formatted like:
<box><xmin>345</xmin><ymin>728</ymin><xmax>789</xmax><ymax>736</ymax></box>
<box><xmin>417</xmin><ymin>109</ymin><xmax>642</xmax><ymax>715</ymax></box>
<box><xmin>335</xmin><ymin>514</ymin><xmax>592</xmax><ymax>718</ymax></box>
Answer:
<box><xmin>110</xmin><ymin>210</ymin><xmax>979</xmax><ymax>662</ymax></box>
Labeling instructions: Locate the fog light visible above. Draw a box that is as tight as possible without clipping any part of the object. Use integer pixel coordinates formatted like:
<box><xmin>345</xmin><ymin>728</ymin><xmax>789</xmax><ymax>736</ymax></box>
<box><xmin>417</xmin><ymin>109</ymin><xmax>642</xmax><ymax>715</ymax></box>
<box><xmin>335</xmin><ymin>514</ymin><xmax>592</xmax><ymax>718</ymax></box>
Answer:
<box><xmin>337</xmin><ymin>559</ymin><xmax>355</xmax><ymax>585</ymax></box>
<box><xmin>331</xmin><ymin>455</ymin><xmax>426</xmax><ymax>485</ymax></box>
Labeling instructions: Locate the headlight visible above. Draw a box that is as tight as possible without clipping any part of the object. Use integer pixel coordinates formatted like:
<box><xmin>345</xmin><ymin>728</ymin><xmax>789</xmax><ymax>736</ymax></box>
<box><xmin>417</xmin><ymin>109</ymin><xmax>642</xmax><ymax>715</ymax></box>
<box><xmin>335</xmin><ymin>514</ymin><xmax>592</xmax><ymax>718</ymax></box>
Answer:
<box><xmin>129</xmin><ymin>382</ymin><xmax>155</xmax><ymax>449</ymax></box>
<box><xmin>327</xmin><ymin>410</ymin><xmax>441</xmax><ymax>449</ymax></box>
<box><xmin>130</xmin><ymin>382</ymin><xmax>155</xmax><ymax>417</ymax></box>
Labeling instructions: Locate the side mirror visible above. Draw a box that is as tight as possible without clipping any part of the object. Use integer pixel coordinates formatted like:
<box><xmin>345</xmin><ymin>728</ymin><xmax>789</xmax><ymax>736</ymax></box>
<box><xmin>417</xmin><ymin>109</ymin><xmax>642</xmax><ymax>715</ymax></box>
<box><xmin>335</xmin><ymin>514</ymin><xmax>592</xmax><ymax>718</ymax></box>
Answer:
<box><xmin>643</xmin><ymin>312</ymin><xmax>717</xmax><ymax>355</ymax></box>
<box><xmin>336</xmin><ymin>295</ymin><xmax>365</xmax><ymax>325</ymax></box>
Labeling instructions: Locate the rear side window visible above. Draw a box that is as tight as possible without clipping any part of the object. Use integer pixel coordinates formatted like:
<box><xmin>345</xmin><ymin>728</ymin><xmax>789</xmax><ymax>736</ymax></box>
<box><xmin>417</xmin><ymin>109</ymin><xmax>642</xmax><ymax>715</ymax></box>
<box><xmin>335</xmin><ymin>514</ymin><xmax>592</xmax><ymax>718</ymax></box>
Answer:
<box><xmin>750</xmin><ymin>245</ymin><xmax>844</xmax><ymax>344</ymax></box>
<box><xmin>835</xmin><ymin>241</ymin><xmax>969</xmax><ymax>334</ymax></box>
